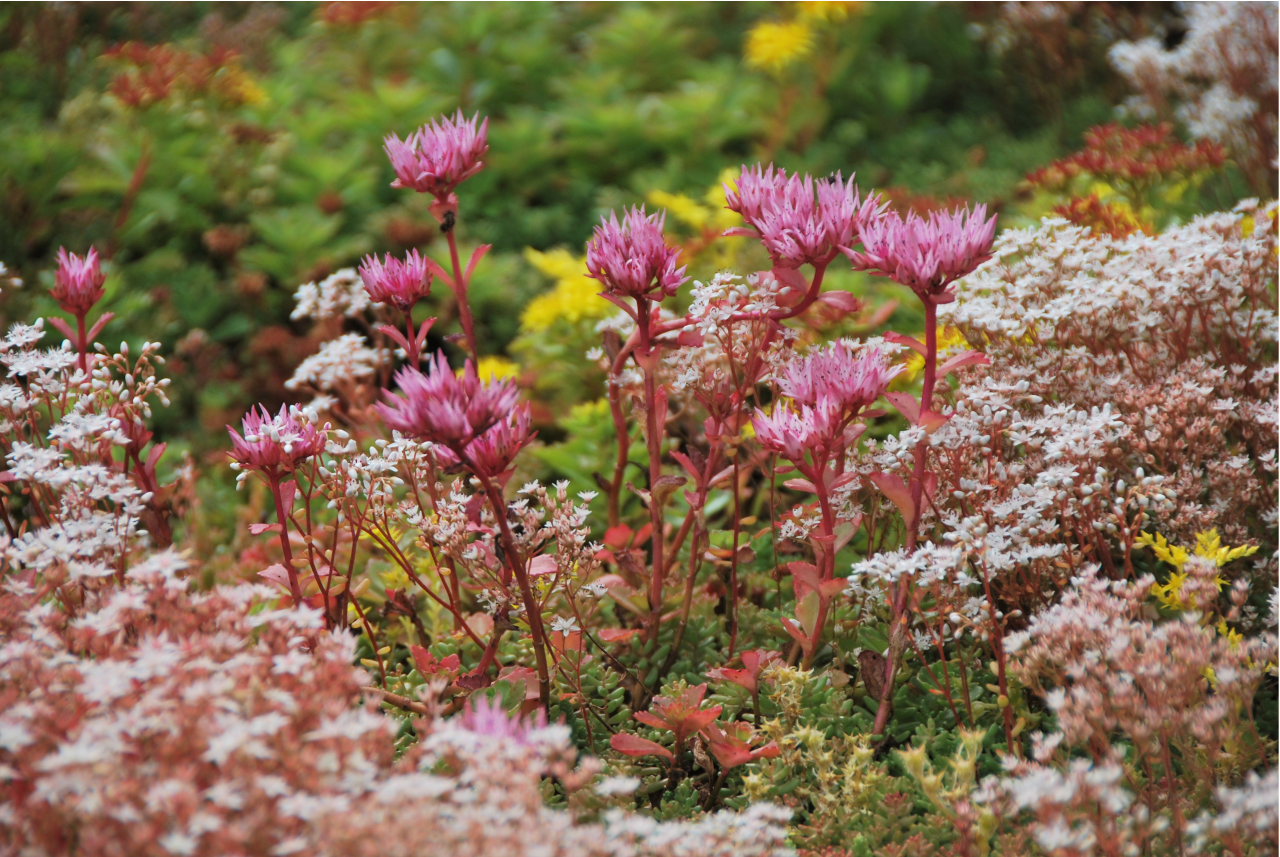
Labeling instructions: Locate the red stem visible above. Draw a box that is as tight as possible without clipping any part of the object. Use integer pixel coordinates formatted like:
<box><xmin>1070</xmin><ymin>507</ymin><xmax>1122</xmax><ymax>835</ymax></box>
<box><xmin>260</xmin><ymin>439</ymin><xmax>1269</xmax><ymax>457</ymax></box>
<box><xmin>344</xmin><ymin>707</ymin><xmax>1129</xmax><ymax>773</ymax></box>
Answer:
<box><xmin>445</xmin><ymin>229</ymin><xmax>479</xmax><ymax>365</ymax></box>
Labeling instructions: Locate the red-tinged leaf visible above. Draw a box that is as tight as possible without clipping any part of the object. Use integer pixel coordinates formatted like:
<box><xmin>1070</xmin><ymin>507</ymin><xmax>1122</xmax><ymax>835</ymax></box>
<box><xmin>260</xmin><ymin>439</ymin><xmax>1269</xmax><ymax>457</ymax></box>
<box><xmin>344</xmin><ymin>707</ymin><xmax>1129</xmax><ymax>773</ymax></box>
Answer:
<box><xmin>464</xmin><ymin>244</ymin><xmax>492</xmax><ymax>284</ymax></box>
<box><xmin>377</xmin><ymin>324</ymin><xmax>411</xmax><ymax>354</ymax></box>
<box><xmin>47</xmin><ymin>317</ymin><xmax>75</xmax><ymax>341</ymax></box>
<box><xmin>833</xmin><ymin>518</ymin><xmax>860</xmax><ymax>553</ymax></box>
<box><xmin>868</xmin><ymin>471</ymin><xmax>915</xmax><ymax>522</ymax></box>
<box><xmin>682</xmin><ymin>706</ymin><xmax>723</xmax><ymax>735</ymax></box>
<box><xmin>528</xmin><ymin>555</ymin><xmax>558</xmax><ymax>577</ymax></box>
<box><xmin>707</xmin><ymin>666</ymin><xmax>754</xmax><ymax>692</ymax></box>
<box><xmin>250</xmin><ymin>523</ymin><xmax>282</xmax><ymax>535</ymax></box>
<box><xmin>633</xmin><ymin>711</ymin><xmax>669</xmax><ymax>731</ymax></box>
<box><xmin>938</xmin><ymin>350</ymin><xmax>991</xmax><ymax>378</ymax></box>
<box><xmin>783</xmin><ymin>478</ymin><xmax>818</xmax><ymax>493</ymax></box>
<box><xmin>780</xmin><ymin>616</ymin><xmax>811</xmax><ymax>646</ymax></box>
<box><xmin>752</xmin><ymin>740</ymin><xmax>782</xmax><ymax>761</ymax></box>
<box><xmin>924</xmin><ymin>472</ymin><xmax>938</xmax><ymax>504</ymax></box>
<box><xmin>610</xmin><ymin>733</ymin><xmax>674</xmax><ymax>762</ymax></box>
<box><xmin>409</xmin><ymin>644</ymin><xmax>434</xmax><ymax>675</ymax></box>
<box><xmin>603</xmin><ymin>524</ymin><xmax>633</xmax><ymax>550</ymax></box>
<box><xmin>788</xmin><ymin>562</ymin><xmax>821</xmax><ymax>599</ymax></box>
<box><xmin>279</xmin><ymin>479</ymin><xmax>297</xmax><ymax>511</ymax></box>
<box><xmin>440</xmin><ymin>653</ymin><xmax>461</xmax><ymax>672</ymax></box>
<box><xmin>671</xmin><ymin>450</ymin><xmax>701</xmax><ymax>481</ymax></box>
<box><xmin>632</xmin><ymin>523</ymin><xmax>653</xmax><ymax>547</ymax></box>
<box><xmin>885</xmin><ymin>330</ymin><xmax>927</xmax><ymax>356</ymax></box>
<box><xmin>816</xmin><ymin>290</ymin><xmax>862</xmax><ymax>312</ymax></box>
<box><xmin>919</xmin><ymin>410</ymin><xmax>950</xmax><ymax>433</ymax></box>
<box><xmin>145</xmin><ymin>441</ymin><xmax>166</xmax><ymax>472</ymax></box>
<box><xmin>258</xmin><ymin>564</ymin><xmax>292</xmax><ymax>590</ymax></box>
<box><xmin>819</xmin><ymin>579</ymin><xmax>848</xmax><ymax>600</ymax></box>
<box><xmin>862</xmin><ymin>299</ymin><xmax>899</xmax><ymax>328</ymax></box>
<box><xmin>722</xmin><ymin>226</ymin><xmax>758</xmax><ymax>238</ymax></box>
<box><xmin>885</xmin><ymin>391</ymin><xmax>921</xmax><ymax>424</ymax></box>
<box><xmin>422</xmin><ymin>256</ymin><xmax>454</xmax><ymax>290</ymax></box>
<box><xmin>795</xmin><ymin>591</ymin><xmax>821</xmax><ymax>638</ymax></box>
<box><xmin>414</xmin><ymin>317</ymin><xmax>436</xmax><ymax>347</ymax></box>
<box><xmin>599</xmin><ymin>291</ymin><xmax>637</xmax><ymax>319</ymax></box>
<box><xmin>86</xmin><ymin>312</ymin><xmax>115</xmax><ymax>343</ymax></box>
<box><xmin>0</xmin><ymin>472</ymin><xmax>16</xmax><ymax>483</ymax></box>
<box><xmin>598</xmin><ymin>628</ymin><xmax>639</xmax><ymax>643</ymax></box>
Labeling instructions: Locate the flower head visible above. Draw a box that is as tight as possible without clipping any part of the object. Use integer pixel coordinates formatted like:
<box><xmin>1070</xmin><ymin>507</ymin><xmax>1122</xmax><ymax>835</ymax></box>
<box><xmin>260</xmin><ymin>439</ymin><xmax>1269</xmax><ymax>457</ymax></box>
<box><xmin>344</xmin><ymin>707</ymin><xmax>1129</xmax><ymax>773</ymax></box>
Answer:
<box><xmin>585</xmin><ymin>207</ymin><xmax>687</xmax><ymax>302</ymax></box>
<box><xmin>846</xmin><ymin>204</ymin><xmax>997</xmax><ymax>300</ymax></box>
<box><xmin>751</xmin><ymin>399</ymin><xmax>842</xmax><ymax>462</ymax></box>
<box><xmin>459</xmin><ymin>694</ymin><xmax>546</xmax><ymax>744</ymax></box>
<box><xmin>358</xmin><ymin>250</ymin><xmax>432</xmax><ymax>312</ymax></box>
<box><xmin>227</xmin><ymin>405</ymin><xmax>327</xmax><ymax>476</ymax></box>
<box><xmin>377</xmin><ymin>351</ymin><xmax>520</xmax><ymax>450</ymax></box>
<box><xmin>744</xmin><ymin>21</ymin><xmax>814</xmax><ymax>75</ymax></box>
<box><xmin>463</xmin><ymin>403</ymin><xmax>534</xmax><ymax>478</ymax></box>
<box><xmin>725</xmin><ymin>165</ymin><xmax>879</xmax><ymax>268</ymax></box>
<box><xmin>52</xmin><ymin>247</ymin><xmax>106</xmax><ymax>317</ymax></box>
<box><xmin>383</xmin><ymin>111</ymin><xmax>489</xmax><ymax>199</ymax></box>
<box><xmin>776</xmin><ymin>343</ymin><xmax>900</xmax><ymax>414</ymax></box>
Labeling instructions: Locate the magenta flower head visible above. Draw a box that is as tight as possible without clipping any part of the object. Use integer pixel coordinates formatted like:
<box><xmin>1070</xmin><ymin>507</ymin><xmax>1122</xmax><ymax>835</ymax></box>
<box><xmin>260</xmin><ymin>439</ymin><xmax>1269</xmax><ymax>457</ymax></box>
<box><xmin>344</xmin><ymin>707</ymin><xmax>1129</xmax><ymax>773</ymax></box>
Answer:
<box><xmin>724</xmin><ymin>165</ymin><xmax>881</xmax><ymax>269</ymax></box>
<box><xmin>377</xmin><ymin>351</ymin><xmax>520</xmax><ymax>450</ymax></box>
<box><xmin>585</xmin><ymin>206</ymin><xmax>687</xmax><ymax>303</ymax></box>
<box><xmin>358</xmin><ymin>249</ymin><xmax>432</xmax><ymax>312</ymax></box>
<box><xmin>52</xmin><ymin>247</ymin><xmax>106</xmax><ymax>317</ymax></box>
<box><xmin>751</xmin><ymin>399</ymin><xmax>843</xmax><ymax>463</ymax></box>
<box><xmin>845</xmin><ymin>204</ymin><xmax>997</xmax><ymax>302</ymax></box>
<box><xmin>383</xmin><ymin>111</ymin><xmax>489</xmax><ymax>200</ymax></box>
<box><xmin>465</xmin><ymin>403</ymin><xmax>534</xmax><ymax>478</ymax></box>
<box><xmin>777</xmin><ymin>343</ymin><xmax>901</xmax><ymax>416</ymax></box>
<box><xmin>459</xmin><ymin>694</ymin><xmax>546</xmax><ymax>744</ymax></box>
<box><xmin>227</xmin><ymin>405</ymin><xmax>327</xmax><ymax>477</ymax></box>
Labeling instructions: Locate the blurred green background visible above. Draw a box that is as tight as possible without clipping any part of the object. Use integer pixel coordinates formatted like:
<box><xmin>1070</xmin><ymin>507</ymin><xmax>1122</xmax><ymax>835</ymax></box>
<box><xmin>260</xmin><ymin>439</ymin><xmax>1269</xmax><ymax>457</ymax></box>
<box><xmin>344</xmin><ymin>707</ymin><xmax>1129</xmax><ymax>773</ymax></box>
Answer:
<box><xmin>0</xmin><ymin>1</ymin><xmax>1210</xmax><ymax>459</ymax></box>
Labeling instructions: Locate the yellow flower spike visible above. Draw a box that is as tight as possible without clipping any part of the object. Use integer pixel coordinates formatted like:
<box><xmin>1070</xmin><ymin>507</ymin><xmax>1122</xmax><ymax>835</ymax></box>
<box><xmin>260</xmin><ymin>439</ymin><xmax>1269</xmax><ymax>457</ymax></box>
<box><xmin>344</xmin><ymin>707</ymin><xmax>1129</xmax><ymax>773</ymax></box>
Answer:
<box><xmin>745</xmin><ymin>20</ymin><xmax>815</xmax><ymax>74</ymax></box>
<box><xmin>1216</xmin><ymin>619</ymin><xmax>1243</xmax><ymax>650</ymax></box>
<box><xmin>1135</xmin><ymin>530</ymin><xmax>1189</xmax><ymax>569</ymax></box>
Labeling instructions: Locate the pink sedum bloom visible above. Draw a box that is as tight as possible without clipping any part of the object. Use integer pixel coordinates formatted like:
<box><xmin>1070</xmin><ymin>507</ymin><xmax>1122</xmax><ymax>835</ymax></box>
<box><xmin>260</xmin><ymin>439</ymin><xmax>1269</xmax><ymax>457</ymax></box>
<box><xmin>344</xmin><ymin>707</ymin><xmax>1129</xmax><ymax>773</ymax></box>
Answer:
<box><xmin>52</xmin><ymin>246</ymin><xmax>106</xmax><ymax>317</ymax></box>
<box><xmin>585</xmin><ymin>206</ymin><xmax>687</xmax><ymax>301</ymax></box>
<box><xmin>227</xmin><ymin>405</ymin><xmax>327</xmax><ymax>475</ymax></box>
<box><xmin>777</xmin><ymin>343</ymin><xmax>901</xmax><ymax>414</ymax></box>
<box><xmin>459</xmin><ymin>694</ymin><xmax>547</xmax><ymax>744</ymax></box>
<box><xmin>358</xmin><ymin>250</ymin><xmax>433</xmax><ymax>311</ymax></box>
<box><xmin>378</xmin><ymin>351</ymin><xmax>520</xmax><ymax>450</ymax></box>
<box><xmin>846</xmin><ymin>204</ymin><xmax>997</xmax><ymax>301</ymax></box>
<box><xmin>383</xmin><ymin>110</ymin><xmax>489</xmax><ymax>199</ymax></box>
<box><xmin>463</xmin><ymin>403</ymin><xmax>534</xmax><ymax>478</ymax></box>
<box><xmin>751</xmin><ymin>398</ymin><xmax>843</xmax><ymax>462</ymax></box>
<box><xmin>724</xmin><ymin>165</ymin><xmax>880</xmax><ymax>268</ymax></box>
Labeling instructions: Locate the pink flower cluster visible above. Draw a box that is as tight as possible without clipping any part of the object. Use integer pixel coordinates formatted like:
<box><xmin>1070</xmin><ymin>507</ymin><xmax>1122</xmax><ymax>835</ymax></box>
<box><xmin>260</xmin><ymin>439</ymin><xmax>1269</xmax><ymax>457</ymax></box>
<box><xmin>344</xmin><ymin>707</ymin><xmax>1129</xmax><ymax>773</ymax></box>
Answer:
<box><xmin>52</xmin><ymin>246</ymin><xmax>107</xmax><ymax>316</ymax></box>
<box><xmin>227</xmin><ymin>405</ymin><xmax>327</xmax><ymax>476</ymax></box>
<box><xmin>847</xmin><ymin>205</ymin><xmax>997</xmax><ymax>300</ymax></box>
<box><xmin>725</xmin><ymin>165</ymin><xmax>880</xmax><ymax>268</ymax></box>
<box><xmin>586</xmin><ymin>206</ymin><xmax>687</xmax><ymax>302</ymax></box>
<box><xmin>383</xmin><ymin>110</ymin><xmax>489</xmax><ymax>200</ymax></box>
<box><xmin>358</xmin><ymin>249</ymin><xmax>433</xmax><ymax>311</ymax></box>
<box><xmin>378</xmin><ymin>352</ymin><xmax>531</xmax><ymax>477</ymax></box>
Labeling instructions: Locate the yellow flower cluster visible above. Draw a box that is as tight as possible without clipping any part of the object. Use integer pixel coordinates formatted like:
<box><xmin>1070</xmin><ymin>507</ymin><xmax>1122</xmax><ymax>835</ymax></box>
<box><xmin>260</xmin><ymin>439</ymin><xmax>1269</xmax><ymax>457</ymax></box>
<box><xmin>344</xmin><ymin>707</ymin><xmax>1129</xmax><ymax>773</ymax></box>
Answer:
<box><xmin>518</xmin><ymin>248</ymin><xmax>613</xmax><ymax>333</ymax></box>
<box><xmin>745</xmin><ymin>21</ymin><xmax>815</xmax><ymax>74</ymax></box>
<box><xmin>470</xmin><ymin>355</ymin><xmax>520</xmax><ymax>381</ymax></box>
<box><xmin>1137</xmin><ymin>528</ymin><xmax>1257</xmax><ymax>610</ymax></box>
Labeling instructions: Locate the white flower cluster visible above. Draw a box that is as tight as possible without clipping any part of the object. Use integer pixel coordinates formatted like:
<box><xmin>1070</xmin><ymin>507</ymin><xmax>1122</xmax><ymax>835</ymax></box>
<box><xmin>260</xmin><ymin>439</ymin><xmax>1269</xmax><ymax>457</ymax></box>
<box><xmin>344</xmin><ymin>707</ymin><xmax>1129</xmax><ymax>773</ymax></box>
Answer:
<box><xmin>291</xmin><ymin>269</ymin><xmax>372</xmax><ymax>321</ymax></box>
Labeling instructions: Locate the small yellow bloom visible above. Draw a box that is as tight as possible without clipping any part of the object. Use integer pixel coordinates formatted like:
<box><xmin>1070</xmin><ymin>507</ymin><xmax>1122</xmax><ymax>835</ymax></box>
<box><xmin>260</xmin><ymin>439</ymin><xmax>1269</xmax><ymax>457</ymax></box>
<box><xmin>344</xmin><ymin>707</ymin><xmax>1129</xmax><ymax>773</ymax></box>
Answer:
<box><xmin>797</xmin><ymin>1</ymin><xmax>863</xmax><ymax>22</ymax></box>
<box><xmin>1216</xmin><ymin>619</ymin><xmax>1243</xmax><ymax>650</ymax></box>
<box><xmin>1137</xmin><ymin>528</ymin><xmax>1256</xmax><ymax>610</ymax></box>
<box><xmin>468</xmin><ymin>355</ymin><xmax>520</xmax><ymax>381</ymax></box>
<box><xmin>520</xmin><ymin>248</ymin><xmax>614</xmax><ymax>333</ymax></box>
<box><xmin>745</xmin><ymin>20</ymin><xmax>815</xmax><ymax>75</ymax></box>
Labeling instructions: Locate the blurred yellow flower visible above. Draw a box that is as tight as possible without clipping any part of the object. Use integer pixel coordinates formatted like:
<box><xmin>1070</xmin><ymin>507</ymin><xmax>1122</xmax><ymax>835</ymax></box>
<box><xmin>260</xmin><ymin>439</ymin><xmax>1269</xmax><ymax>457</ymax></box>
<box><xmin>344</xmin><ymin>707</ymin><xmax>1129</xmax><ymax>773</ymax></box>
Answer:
<box><xmin>1137</xmin><ymin>528</ymin><xmax>1256</xmax><ymax>610</ymax></box>
<box><xmin>745</xmin><ymin>20</ymin><xmax>814</xmax><ymax>74</ymax></box>
<box><xmin>465</xmin><ymin>355</ymin><xmax>520</xmax><ymax>381</ymax></box>
<box><xmin>797</xmin><ymin>1</ymin><xmax>864</xmax><ymax>22</ymax></box>
<box><xmin>519</xmin><ymin>248</ymin><xmax>613</xmax><ymax>333</ymax></box>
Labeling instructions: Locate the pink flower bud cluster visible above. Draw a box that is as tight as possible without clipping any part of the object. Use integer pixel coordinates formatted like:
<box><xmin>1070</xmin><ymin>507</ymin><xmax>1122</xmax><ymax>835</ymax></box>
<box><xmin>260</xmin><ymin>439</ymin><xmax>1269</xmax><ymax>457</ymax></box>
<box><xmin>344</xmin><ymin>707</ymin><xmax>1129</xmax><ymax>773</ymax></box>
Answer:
<box><xmin>752</xmin><ymin>346</ymin><xmax>897</xmax><ymax>461</ymax></box>
<box><xmin>383</xmin><ymin>110</ymin><xmax>489</xmax><ymax>199</ymax></box>
<box><xmin>227</xmin><ymin>405</ymin><xmax>327</xmax><ymax>476</ymax></box>
<box><xmin>378</xmin><ymin>352</ymin><xmax>532</xmax><ymax>477</ymax></box>
<box><xmin>358</xmin><ymin>249</ymin><xmax>433</xmax><ymax>311</ymax></box>
<box><xmin>725</xmin><ymin>165</ymin><xmax>880</xmax><ymax>269</ymax></box>
<box><xmin>52</xmin><ymin>247</ymin><xmax>106</xmax><ymax>317</ymax></box>
<box><xmin>585</xmin><ymin>207</ymin><xmax>687</xmax><ymax>302</ymax></box>
<box><xmin>847</xmin><ymin>204</ymin><xmax>997</xmax><ymax>300</ymax></box>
